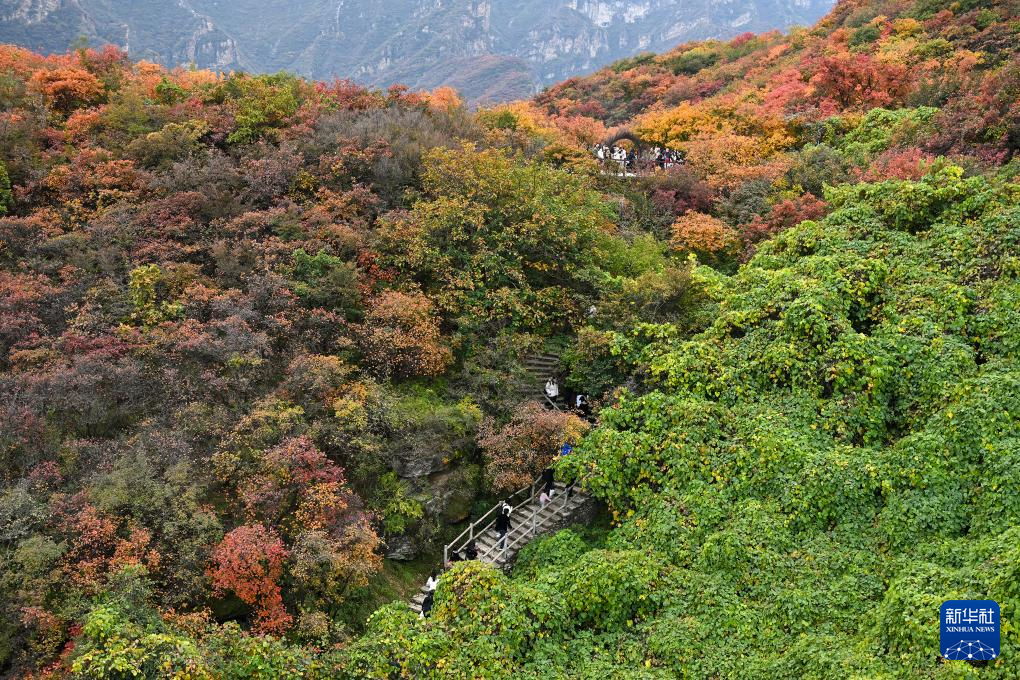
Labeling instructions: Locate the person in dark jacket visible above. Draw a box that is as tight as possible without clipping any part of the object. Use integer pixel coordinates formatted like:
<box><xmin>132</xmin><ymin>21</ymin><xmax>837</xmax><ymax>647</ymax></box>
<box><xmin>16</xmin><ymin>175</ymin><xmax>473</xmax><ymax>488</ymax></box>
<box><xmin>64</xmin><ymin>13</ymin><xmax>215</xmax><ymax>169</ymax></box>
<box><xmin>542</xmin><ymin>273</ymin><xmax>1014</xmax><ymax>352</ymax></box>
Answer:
<box><xmin>464</xmin><ymin>540</ymin><xmax>478</xmax><ymax>560</ymax></box>
<box><xmin>541</xmin><ymin>467</ymin><xmax>555</xmax><ymax>496</ymax></box>
<box><xmin>540</xmin><ymin>466</ymin><xmax>556</xmax><ymax>506</ymax></box>
<box><xmin>446</xmin><ymin>548</ymin><xmax>462</xmax><ymax>568</ymax></box>
<box><xmin>495</xmin><ymin>502</ymin><xmax>513</xmax><ymax>550</ymax></box>
<box><xmin>420</xmin><ymin>590</ymin><xmax>434</xmax><ymax>618</ymax></box>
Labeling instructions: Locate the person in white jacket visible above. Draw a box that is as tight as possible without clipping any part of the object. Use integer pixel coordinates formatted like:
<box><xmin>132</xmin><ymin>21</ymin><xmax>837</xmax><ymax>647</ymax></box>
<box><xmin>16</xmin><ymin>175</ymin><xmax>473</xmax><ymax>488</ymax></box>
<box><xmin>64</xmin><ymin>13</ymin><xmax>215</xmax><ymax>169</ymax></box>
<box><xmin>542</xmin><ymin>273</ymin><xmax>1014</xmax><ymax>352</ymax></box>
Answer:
<box><xmin>545</xmin><ymin>378</ymin><xmax>559</xmax><ymax>399</ymax></box>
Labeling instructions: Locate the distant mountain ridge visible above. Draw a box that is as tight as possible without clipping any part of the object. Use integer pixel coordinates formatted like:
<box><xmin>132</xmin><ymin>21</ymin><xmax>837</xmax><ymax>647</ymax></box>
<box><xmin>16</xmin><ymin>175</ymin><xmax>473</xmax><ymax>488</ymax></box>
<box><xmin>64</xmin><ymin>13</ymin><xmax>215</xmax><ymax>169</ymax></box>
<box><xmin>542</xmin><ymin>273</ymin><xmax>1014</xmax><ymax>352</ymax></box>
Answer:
<box><xmin>0</xmin><ymin>0</ymin><xmax>834</xmax><ymax>101</ymax></box>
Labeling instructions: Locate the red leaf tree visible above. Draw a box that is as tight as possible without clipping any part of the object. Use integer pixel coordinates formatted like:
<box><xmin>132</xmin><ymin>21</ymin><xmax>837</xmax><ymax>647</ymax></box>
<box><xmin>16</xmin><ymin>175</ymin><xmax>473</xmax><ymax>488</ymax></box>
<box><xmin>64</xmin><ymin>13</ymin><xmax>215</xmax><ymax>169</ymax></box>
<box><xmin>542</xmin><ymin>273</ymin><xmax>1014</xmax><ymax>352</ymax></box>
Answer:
<box><xmin>237</xmin><ymin>436</ymin><xmax>383</xmax><ymax>606</ymax></box>
<box><xmin>479</xmin><ymin>401</ymin><xmax>590</xmax><ymax>493</ymax></box>
<box><xmin>239</xmin><ymin>435</ymin><xmax>345</xmax><ymax>527</ymax></box>
<box><xmin>808</xmin><ymin>52</ymin><xmax>911</xmax><ymax>111</ymax></box>
<box><xmin>208</xmin><ymin>524</ymin><xmax>292</xmax><ymax>635</ymax></box>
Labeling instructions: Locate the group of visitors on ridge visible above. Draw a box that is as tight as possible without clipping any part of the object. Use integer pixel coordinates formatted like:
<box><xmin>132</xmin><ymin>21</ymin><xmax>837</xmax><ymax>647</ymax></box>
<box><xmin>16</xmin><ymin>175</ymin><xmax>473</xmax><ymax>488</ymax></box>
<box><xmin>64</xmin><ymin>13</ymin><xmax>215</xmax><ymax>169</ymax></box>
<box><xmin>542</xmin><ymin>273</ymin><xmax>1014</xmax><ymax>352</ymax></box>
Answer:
<box><xmin>592</xmin><ymin>143</ymin><xmax>684</xmax><ymax>173</ymax></box>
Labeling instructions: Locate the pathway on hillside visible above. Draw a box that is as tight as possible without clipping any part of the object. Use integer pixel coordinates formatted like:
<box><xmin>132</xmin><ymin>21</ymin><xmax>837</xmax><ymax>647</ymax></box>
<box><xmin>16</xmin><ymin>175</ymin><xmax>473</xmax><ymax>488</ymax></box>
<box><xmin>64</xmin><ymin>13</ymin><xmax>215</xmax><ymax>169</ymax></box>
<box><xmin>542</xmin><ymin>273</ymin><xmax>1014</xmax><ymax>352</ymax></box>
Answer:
<box><xmin>410</xmin><ymin>480</ymin><xmax>586</xmax><ymax>614</ymax></box>
<box><xmin>524</xmin><ymin>351</ymin><xmax>564</xmax><ymax>410</ymax></box>
<box><xmin>410</xmin><ymin>350</ymin><xmax>586</xmax><ymax>614</ymax></box>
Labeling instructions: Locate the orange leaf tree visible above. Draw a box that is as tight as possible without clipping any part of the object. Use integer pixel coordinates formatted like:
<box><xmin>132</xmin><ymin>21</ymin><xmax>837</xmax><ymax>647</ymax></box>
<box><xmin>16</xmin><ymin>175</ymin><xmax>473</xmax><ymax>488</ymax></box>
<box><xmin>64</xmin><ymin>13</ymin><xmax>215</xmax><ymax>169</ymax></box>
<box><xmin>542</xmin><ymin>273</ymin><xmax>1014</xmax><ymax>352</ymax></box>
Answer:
<box><xmin>355</xmin><ymin>290</ymin><xmax>452</xmax><ymax>380</ymax></box>
<box><xmin>29</xmin><ymin>67</ymin><xmax>104</xmax><ymax>115</ymax></box>
<box><xmin>669</xmin><ymin>211</ymin><xmax>739</xmax><ymax>257</ymax></box>
<box><xmin>208</xmin><ymin>524</ymin><xmax>292</xmax><ymax>635</ymax></box>
<box><xmin>479</xmin><ymin>401</ymin><xmax>589</xmax><ymax>493</ymax></box>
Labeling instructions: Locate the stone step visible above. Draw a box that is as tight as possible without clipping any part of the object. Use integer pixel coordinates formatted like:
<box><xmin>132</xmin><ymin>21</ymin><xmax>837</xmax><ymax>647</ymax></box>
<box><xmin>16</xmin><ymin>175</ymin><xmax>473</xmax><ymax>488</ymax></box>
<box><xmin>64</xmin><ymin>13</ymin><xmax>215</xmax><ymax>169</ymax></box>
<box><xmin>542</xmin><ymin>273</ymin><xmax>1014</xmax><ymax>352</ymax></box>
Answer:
<box><xmin>472</xmin><ymin>500</ymin><xmax>582</xmax><ymax>559</ymax></box>
<box><xmin>524</xmin><ymin>358</ymin><xmax>560</xmax><ymax>370</ymax></box>
<box><xmin>524</xmin><ymin>362</ymin><xmax>559</xmax><ymax>372</ymax></box>
<box><xmin>475</xmin><ymin>523</ymin><xmax>559</xmax><ymax>556</ymax></box>
<box><xmin>489</xmin><ymin>518</ymin><xmax>565</xmax><ymax>566</ymax></box>
<box><xmin>480</xmin><ymin>497</ymin><xmax>576</xmax><ymax>533</ymax></box>
<box><xmin>413</xmin><ymin>481</ymin><xmax>586</xmax><ymax>616</ymax></box>
<box><xmin>519</xmin><ymin>494</ymin><xmax>579</xmax><ymax>516</ymax></box>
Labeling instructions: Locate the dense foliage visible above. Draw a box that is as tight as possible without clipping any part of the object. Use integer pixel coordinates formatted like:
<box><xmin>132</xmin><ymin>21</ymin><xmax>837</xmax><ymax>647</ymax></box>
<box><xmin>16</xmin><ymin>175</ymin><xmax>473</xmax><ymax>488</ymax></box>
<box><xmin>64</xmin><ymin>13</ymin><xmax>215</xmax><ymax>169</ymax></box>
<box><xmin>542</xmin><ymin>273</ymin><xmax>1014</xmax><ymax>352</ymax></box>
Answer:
<box><xmin>317</xmin><ymin>165</ymin><xmax>1020</xmax><ymax>679</ymax></box>
<box><xmin>1</xmin><ymin>0</ymin><xmax>1019</xmax><ymax>676</ymax></box>
<box><xmin>0</xmin><ymin>44</ymin><xmax>636</xmax><ymax>676</ymax></box>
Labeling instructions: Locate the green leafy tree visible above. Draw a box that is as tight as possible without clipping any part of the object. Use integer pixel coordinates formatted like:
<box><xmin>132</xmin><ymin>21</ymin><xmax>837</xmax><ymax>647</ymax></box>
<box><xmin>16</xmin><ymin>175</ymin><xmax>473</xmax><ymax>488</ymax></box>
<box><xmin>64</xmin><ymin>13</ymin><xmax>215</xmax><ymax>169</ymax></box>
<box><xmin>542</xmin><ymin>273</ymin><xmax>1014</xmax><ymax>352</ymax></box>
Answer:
<box><xmin>378</xmin><ymin>144</ymin><xmax>617</xmax><ymax>333</ymax></box>
<box><xmin>288</xmin><ymin>248</ymin><xmax>360</xmax><ymax>314</ymax></box>
<box><xmin>226</xmin><ymin>74</ymin><xmax>302</xmax><ymax>145</ymax></box>
<box><xmin>126</xmin><ymin>264</ymin><xmax>184</xmax><ymax>328</ymax></box>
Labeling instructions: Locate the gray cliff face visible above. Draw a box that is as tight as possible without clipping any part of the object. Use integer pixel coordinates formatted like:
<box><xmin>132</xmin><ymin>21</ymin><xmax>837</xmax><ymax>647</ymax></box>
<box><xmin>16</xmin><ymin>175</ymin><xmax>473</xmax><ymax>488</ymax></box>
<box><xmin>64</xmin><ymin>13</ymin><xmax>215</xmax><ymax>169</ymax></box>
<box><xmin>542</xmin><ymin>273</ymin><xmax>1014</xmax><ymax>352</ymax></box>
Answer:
<box><xmin>0</xmin><ymin>0</ymin><xmax>241</xmax><ymax>70</ymax></box>
<box><xmin>1</xmin><ymin>0</ymin><xmax>64</xmax><ymax>25</ymax></box>
<box><xmin>0</xmin><ymin>0</ymin><xmax>833</xmax><ymax>101</ymax></box>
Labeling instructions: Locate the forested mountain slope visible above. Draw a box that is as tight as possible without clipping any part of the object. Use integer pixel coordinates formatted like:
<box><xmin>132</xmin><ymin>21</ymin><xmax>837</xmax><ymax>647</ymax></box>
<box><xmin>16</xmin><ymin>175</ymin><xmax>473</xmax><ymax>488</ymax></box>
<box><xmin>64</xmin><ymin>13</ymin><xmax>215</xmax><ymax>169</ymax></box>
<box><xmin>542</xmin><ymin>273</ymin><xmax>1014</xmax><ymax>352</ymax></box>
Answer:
<box><xmin>0</xmin><ymin>0</ymin><xmax>1018</xmax><ymax>676</ymax></box>
<box><xmin>344</xmin><ymin>164</ymin><xmax>1020</xmax><ymax>679</ymax></box>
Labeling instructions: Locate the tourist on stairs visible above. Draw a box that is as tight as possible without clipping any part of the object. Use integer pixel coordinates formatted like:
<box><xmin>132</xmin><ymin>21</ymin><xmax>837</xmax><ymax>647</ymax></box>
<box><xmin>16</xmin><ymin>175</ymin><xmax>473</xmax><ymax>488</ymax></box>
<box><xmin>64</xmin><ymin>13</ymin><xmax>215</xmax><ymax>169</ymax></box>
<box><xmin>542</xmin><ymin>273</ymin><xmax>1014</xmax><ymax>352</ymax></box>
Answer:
<box><xmin>464</xmin><ymin>540</ymin><xmax>478</xmax><ymax>560</ymax></box>
<box><xmin>575</xmin><ymin>393</ymin><xmax>592</xmax><ymax>420</ymax></box>
<box><xmin>420</xmin><ymin>590</ymin><xmax>434</xmax><ymax>619</ymax></box>
<box><xmin>495</xmin><ymin>501</ymin><xmax>513</xmax><ymax>550</ymax></box>
<box><xmin>540</xmin><ymin>467</ymin><xmax>556</xmax><ymax>507</ymax></box>
<box><xmin>545</xmin><ymin>377</ymin><xmax>559</xmax><ymax>405</ymax></box>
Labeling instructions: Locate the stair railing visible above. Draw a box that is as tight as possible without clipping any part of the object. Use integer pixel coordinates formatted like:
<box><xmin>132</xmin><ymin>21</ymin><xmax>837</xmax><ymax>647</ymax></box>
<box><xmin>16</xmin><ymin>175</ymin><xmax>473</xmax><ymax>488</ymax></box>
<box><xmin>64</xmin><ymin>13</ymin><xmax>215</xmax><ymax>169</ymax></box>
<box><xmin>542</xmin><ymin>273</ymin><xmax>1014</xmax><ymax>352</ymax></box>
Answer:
<box><xmin>471</xmin><ymin>481</ymin><xmax>576</xmax><ymax>564</ymax></box>
<box><xmin>444</xmin><ymin>474</ymin><xmax>541</xmax><ymax>565</ymax></box>
<box><xmin>476</xmin><ymin>498</ymin><xmax>540</xmax><ymax>563</ymax></box>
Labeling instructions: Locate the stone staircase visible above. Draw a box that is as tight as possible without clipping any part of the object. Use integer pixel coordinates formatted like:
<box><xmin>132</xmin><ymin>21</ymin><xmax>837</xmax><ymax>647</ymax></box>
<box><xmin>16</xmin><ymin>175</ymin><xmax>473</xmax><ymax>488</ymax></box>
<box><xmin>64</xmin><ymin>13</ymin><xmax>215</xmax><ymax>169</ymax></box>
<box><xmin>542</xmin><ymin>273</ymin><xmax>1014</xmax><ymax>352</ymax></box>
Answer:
<box><xmin>408</xmin><ymin>350</ymin><xmax>582</xmax><ymax>615</ymax></box>
<box><xmin>410</xmin><ymin>480</ymin><xmax>586</xmax><ymax>614</ymax></box>
<box><xmin>523</xmin><ymin>352</ymin><xmax>564</xmax><ymax>410</ymax></box>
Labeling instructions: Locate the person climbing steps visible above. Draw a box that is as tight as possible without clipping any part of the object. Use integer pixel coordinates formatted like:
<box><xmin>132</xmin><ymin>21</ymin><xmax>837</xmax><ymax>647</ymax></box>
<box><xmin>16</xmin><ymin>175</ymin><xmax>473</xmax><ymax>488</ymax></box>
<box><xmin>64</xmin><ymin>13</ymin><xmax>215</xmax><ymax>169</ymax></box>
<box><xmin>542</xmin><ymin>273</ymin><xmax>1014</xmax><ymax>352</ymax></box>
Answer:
<box><xmin>494</xmin><ymin>501</ymin><xmax>513</xmax><ymax>550</ymax></box>
<box><xmin>540</xmin><ymin>466</ymin><xmax>555</xmax><ymax>507</ymax></box>
<box><xmin>420</xmin><ymin>590</ymin><xmax>434</xmax><ymax>619</ymax></box>
<box><xmin>416</xmin><ymin>471</ymin><xmax>589</xmax><ymax>614</ymax></box>
<box><xmin>544</xmin><ymin>376</ymin><xmax>560</xmax><ymax>409</ymax></box>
